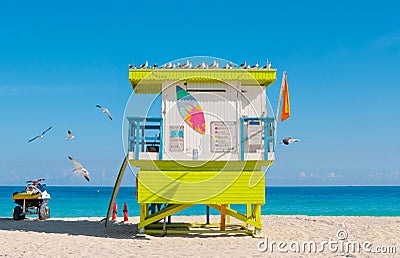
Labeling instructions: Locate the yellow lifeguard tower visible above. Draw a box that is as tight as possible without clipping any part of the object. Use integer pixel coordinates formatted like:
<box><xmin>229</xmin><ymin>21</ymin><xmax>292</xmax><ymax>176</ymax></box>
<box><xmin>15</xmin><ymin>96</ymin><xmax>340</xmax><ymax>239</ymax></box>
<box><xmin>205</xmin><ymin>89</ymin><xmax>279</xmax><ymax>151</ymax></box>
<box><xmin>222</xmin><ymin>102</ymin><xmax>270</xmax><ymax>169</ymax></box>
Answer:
<box><xmin>111</xmin><ymin>57</ymin><xmax>277</xmax><ymax>237</ymax></box>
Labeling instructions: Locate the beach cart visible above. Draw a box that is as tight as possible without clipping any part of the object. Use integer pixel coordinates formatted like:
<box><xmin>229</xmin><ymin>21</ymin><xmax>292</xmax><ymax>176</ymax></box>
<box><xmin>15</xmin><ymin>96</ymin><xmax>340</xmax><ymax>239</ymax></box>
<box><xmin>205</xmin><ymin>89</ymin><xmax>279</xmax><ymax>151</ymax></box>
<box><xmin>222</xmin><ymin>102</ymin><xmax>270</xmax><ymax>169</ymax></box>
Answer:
<box><xmin>12</xmin><ymin>179</ymin><xmax>51</xmax><ymax>220</ymax></box>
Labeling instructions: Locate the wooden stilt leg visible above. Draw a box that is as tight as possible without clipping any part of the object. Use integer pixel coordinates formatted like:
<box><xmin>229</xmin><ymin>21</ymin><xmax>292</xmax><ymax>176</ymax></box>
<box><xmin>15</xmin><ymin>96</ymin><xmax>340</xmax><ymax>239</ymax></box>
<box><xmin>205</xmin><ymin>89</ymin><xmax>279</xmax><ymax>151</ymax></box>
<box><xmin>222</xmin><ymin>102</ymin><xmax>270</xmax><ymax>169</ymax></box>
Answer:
<box><xmin>246</xmin><ymin>204</ymin><xmax>252</xmax><ymax>229</ymax></box>
<box><xmin>206</xmin><ymin>205</ymin><xmax>210</xmax><ymax>225</ymax></box>
<box><xmin>220</xmin><ymin>204</ymin><xmax>226</xmax><ymax>231</ymax></box>
<box><xmin>138</xmin><ymin>203</ymin><xmax>148</xmax><ymax>234</ymax></box>
<box><xmin>253</xmin><ymin>204</ymin><xmax>263</xmax><ymax>237</ymax></box>
<box><xmin>227</xmin><ymin>204</ymin><xmax>231</xmax><ymax>224</ymax></box>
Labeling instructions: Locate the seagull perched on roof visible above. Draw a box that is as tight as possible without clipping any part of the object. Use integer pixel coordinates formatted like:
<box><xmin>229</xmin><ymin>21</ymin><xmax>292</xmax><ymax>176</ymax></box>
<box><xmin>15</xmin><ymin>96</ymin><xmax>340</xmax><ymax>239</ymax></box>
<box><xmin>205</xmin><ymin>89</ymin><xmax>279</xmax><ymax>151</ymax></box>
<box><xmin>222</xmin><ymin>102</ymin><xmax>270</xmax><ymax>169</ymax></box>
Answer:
<box><xmin>160</xmin><ymin>62</ymin><xmax>173</xmax><ymax>69</ymax></box>
<box><xmin>128</xmin><ymin>64</ymin><xmax>136</xmax><ymax>69</ymax></box>
<box><xmin>66</xmin><ymin>130</ymin><xmax>75</xmax><ymax>141</ymax></box>
<box><xmin>194</xmin><ymin>61</ymin><xmax>207</xmax><ymax>69</ymax></box>
<box><xmin>279</xmin><ymin>137</ymin><xmax>299</xmax><ymax>145</ymax></box>
<box><xmin>223</xmin><ymin>61</ymin><xmax>235</xmax><ymax>69</ymax></box>
<box><xmin>179</xmin><ymin>60</ymin><xmax>191</xmax><ymax>69</ymax></box>
<box><xmin>28</xmin><ymin>126</ymin><xmax>52</xmax><ymax>143</ymax></box>
<box><xmin>153</xmin><ymin>63</ymin><xmax>158</xmax><ymax>69</ymax></box>
<box><xmin>139</xmin><ymin>61</ymin><xmax>149</xmax><ymax>69</ymax></box>
<box><xmin>262</xmin><ymin>60</ymin><xmax>272</xmax><ymax>69</ymax></box>
<box><xmin>240</xmin><ymin>61</ymin><xmax>247</xmax><ymax>68</ymax></box>
<box><xmin>208</xmin><ymin>60</ymin><xmax>219</xmax><ymax>69</ymax></box>
<box><xmin>96</xmin><ymin>105</ymin><xmax>112</xmax><ymax>120</ymax></box>
<box><xmin>68</xmin><ymin>156</ymin><xmax>90</xmax><ymax>182</ymax></box>
<box><xmin>251</xmin><ymin>62</ymin><xmax>259</xmax><ymax>69</ymax></box>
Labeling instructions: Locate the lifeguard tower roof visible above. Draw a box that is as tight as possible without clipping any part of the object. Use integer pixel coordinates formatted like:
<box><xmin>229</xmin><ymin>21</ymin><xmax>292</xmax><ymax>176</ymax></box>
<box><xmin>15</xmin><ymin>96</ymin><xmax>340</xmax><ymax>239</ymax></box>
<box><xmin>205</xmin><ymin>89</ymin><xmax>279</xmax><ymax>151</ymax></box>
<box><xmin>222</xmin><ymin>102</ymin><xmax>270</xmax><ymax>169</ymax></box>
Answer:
<box><xmin>129</xmin><ymin>69</ymin><xmax>277</xmax><ymax>94</ymax></box>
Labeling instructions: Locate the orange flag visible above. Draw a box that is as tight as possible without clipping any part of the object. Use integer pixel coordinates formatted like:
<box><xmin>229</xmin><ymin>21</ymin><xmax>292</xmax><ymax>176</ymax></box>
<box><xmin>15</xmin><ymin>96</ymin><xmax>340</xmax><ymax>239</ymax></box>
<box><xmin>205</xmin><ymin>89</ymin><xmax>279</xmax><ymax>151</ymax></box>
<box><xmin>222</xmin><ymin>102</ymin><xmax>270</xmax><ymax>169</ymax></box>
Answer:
<box><xmin>280</xmin><ymin>73</ymin><xmax>290</xmax><ymax>121</ymax></box>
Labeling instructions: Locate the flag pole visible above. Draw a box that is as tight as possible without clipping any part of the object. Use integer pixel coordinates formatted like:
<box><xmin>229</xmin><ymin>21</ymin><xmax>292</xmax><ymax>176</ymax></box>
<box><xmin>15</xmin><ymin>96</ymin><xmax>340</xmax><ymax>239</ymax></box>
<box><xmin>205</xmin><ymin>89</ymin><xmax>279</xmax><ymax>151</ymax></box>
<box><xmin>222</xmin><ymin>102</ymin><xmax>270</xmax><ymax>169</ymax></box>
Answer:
<box><xmin>273</xmin><ymin>71</ymin><xmax>286</xmax><ymax>144</ymax></box>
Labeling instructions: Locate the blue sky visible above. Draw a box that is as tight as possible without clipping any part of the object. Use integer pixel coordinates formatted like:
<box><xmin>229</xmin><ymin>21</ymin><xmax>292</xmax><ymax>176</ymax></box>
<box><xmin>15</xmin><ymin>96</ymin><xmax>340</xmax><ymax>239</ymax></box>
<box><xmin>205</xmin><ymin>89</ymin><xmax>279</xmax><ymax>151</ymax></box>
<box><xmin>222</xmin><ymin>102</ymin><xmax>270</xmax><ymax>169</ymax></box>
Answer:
<box><xmin>0</xmin><ymin>0</ymin><xmax>399</xmax><ymax>186</ymax></box>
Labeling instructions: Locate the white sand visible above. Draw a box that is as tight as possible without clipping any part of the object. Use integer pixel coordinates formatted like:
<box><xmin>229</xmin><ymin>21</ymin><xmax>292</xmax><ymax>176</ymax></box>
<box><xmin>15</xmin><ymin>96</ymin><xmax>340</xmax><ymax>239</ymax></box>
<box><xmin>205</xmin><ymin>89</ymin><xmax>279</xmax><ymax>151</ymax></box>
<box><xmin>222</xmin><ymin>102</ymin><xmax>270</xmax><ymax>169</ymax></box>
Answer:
<box><xmin>0</xmin><ymin>215</ymin><xmax>399</xmax><ymax>257</ymax></box>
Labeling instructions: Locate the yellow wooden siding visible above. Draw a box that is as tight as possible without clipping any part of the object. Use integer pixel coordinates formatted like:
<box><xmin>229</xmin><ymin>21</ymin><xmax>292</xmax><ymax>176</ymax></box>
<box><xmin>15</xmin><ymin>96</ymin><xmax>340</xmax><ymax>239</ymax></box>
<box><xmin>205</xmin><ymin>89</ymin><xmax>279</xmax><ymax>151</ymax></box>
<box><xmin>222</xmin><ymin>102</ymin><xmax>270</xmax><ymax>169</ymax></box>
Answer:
<box><xmin>129</xmin><ymin>69</ymin><xmax>277</xmax><ymax>94</ymax></box>
<box><xmin>137</xmin><ymin>171</ymin><xmax>265</xmax><ymax>204</ymax></box>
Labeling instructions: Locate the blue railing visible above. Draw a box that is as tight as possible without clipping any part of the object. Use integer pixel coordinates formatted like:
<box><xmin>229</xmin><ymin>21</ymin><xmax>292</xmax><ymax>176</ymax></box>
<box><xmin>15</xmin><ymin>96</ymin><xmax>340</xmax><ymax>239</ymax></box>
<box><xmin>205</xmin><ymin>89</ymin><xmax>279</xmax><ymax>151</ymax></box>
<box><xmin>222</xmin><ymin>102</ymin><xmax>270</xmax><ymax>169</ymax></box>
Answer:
<box><xmin>127</xmin><ymin>117</ymin><xmax>163</xmax><ymax>160</ymax></box>
<box><xmin>240</xmin><ymin>116</ymin><xmax>275</xmax><ymax>161</ymax></box>
<box><xmin>128</xmin><ymin>116</ymin><xmax>275</xmax><ymax>161</ymax></box>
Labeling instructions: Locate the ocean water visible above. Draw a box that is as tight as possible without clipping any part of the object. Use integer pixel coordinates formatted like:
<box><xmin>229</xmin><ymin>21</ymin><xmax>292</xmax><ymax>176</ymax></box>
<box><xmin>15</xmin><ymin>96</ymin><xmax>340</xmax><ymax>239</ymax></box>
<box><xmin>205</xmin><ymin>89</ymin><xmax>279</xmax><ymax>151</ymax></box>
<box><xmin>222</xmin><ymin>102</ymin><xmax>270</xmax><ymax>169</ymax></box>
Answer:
<box><xmin>1</xmin><ymin>186</ymin><xmax>399</xmax><ymax>218</ymax></box>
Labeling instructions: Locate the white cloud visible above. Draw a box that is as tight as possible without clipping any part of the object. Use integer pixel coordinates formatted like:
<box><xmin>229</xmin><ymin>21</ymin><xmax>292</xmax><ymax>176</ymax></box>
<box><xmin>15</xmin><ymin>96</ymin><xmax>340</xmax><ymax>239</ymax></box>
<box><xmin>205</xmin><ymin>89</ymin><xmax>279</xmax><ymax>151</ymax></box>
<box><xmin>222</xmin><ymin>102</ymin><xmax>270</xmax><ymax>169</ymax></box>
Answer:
<box><xmin>368</xmin><ymin>171</ymin><xmax>400</xmax><ymax>180</ymax></box>
<box><xmin>394</xmin><ymin>171</ymin><xmax>400</xmax><ymax>180</ymax></box>
<box><xmin>298</xmin><ymin>171</ymin><xmax>321</xmax><ymax>178</ymax></box>
<box><xmin>101</xmin><ymin>171</ymin><xmax>108</xmax><ymax>180</ymax></box>
<box><xmin>366</xmin><ymin>32</ymin><xmax>400</xmax><ymax>51</ymax></box>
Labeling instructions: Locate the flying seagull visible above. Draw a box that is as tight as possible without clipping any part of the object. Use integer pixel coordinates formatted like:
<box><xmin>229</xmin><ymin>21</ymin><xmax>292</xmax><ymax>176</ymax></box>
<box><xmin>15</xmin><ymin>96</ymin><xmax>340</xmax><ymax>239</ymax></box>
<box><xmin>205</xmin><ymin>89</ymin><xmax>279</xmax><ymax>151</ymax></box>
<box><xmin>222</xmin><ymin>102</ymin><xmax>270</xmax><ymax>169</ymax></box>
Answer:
<box><xmin>66</xmin><ymin>130</ymin><xmax>75</xmax><ymax>141</ymax></box>
<box><xmin>68</xmin><ymin>156</ymin><xmax>90</xmax><ymax>182</ymax></box>
<box><xmin>28</xmin><ymin>126</ymin><xmax>52</xmax><ymax>142</ymax></box>
<box><xmin>96</xmin><ymin>105</ymin><xmax>112</xmax><ymax>120</ymax></box>
<box><xmin>279</xmin><ymin>137</ymin><xmax>300</xmax><ymax>145</ymax></box>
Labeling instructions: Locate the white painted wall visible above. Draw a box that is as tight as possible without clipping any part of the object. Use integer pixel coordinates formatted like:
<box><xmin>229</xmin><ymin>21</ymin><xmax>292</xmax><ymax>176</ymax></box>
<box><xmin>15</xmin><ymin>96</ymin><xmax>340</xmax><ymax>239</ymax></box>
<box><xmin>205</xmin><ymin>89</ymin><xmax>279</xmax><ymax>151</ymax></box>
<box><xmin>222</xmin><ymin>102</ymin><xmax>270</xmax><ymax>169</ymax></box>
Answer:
<box><xmin>161</xmin><ymin>81</ymin><xmax>268</xmax><ymax>161</ymax></box>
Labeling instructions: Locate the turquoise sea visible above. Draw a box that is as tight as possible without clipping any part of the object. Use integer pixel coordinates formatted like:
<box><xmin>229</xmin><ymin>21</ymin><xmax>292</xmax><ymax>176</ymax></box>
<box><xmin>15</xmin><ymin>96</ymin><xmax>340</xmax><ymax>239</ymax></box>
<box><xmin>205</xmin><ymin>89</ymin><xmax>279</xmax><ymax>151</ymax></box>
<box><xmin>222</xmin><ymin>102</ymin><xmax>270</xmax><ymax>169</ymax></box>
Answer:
<box><xmin>1</xmin><ymin>186</ymin><xmax>399</xmax><ymax>218</ymax></box>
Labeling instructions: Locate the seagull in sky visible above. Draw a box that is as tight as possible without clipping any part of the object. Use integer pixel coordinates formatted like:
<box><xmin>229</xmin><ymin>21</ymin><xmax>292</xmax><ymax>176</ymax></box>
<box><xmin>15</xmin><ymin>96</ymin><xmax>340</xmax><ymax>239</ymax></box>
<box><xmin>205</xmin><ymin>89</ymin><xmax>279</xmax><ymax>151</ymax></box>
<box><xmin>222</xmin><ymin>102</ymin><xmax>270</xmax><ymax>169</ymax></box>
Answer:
<box><xmin>28</xmin><ymin>126</ymin><xmax>52</xmax><ymax>143</ymax></box>
<box><xmin>68</xmin><ymin>156</ymin><xmax>90</xmax><ymax>182</ymax></box>
<box><xmin>279</xmin><ymin>137</ymin><xmax>300</xmax><ymax>145</ymax></box>
<box><xmin>96</xmin><ymin>105</ymin><xmax>112</xmax><ymax>120</ymax></box>
<box><xmin>66</xmin><ymin>130</ymin><xmax>75</xmax><ymax>141</ymax></box>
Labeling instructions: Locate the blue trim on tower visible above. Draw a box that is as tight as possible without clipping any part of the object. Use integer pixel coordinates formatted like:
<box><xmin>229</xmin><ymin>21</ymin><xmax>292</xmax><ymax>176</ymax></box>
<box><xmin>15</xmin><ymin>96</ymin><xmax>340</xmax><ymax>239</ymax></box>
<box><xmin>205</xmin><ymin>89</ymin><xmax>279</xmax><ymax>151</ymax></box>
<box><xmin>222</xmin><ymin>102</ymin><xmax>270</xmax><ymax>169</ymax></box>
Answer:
<box><xmin>135</xmin><ymin>121</ymin><xmax>140</xmax><ymax>160</ymax></box>
<box><xmin>240</xmin><ymin>118</ymin><xmax>245</xmax><ymax>161</ymax></box>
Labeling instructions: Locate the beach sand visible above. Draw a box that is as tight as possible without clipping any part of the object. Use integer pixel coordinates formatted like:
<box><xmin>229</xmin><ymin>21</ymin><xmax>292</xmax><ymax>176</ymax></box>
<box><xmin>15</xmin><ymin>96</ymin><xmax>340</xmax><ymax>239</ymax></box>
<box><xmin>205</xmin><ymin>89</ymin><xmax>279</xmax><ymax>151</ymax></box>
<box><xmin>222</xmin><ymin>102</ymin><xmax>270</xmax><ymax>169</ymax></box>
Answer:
<box><xmin>0</xmin><ymin>215</ymin><xmax>399</xmax><ymax>257</ymax></box>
